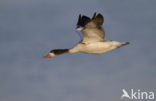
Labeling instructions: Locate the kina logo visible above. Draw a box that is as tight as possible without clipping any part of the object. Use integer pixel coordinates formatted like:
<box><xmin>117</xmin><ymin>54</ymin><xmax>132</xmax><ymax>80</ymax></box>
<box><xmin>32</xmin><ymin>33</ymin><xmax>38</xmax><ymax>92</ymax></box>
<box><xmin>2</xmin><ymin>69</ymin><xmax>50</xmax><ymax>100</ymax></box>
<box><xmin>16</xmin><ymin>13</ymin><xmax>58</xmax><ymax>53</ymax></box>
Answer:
<box><xmin>121</xmin><ymin>89</ymin><xmax>154</xmax><ymax>100</ymax></box>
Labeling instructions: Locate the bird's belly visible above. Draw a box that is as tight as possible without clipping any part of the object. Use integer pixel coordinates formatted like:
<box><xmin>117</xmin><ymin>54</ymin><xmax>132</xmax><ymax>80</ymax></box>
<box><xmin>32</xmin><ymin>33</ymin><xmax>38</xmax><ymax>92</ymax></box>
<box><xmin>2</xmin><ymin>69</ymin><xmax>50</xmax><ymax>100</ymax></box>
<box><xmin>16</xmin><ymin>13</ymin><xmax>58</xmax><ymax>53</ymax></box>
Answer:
<box><xmin>81</xmin><ymin>41</ymin><xmax>120</xmax><ymax>54</ymax></box>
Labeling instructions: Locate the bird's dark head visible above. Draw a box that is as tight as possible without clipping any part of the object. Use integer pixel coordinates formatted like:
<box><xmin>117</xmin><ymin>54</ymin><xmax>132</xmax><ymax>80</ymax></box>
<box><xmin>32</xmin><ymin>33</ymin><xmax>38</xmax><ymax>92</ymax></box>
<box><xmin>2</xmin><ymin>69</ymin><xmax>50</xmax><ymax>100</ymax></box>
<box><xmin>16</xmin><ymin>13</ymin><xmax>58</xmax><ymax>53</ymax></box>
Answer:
<box><xmin>44</xmin><ymin>49</ymin><xmax>69</xmax><ymax>58</ymax></box>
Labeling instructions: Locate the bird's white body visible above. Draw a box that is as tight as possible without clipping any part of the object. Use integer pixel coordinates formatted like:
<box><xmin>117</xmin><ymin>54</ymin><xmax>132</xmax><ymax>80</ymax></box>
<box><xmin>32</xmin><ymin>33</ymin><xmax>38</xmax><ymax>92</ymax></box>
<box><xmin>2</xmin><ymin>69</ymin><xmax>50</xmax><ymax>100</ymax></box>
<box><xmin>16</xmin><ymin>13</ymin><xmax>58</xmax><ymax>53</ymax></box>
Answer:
<box><xmin>69</xmin><ymin>41</ymin><xmax>123</xmax><ymax>54</ymax></box>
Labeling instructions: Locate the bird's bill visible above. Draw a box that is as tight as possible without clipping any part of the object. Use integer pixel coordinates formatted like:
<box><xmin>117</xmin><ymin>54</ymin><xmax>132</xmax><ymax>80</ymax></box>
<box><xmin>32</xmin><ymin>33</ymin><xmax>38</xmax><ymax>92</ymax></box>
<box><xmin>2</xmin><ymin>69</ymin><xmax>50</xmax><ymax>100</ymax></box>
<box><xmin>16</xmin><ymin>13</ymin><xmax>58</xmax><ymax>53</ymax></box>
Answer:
<box><xmin>44</xmin><ymin>53</ymin><xmax>56</xmax><ymax>58</ymax></box>
<box><xmin>44</xmin><ymin>53</ymin><xmax>52</xmax><ymax>58</ymax></box>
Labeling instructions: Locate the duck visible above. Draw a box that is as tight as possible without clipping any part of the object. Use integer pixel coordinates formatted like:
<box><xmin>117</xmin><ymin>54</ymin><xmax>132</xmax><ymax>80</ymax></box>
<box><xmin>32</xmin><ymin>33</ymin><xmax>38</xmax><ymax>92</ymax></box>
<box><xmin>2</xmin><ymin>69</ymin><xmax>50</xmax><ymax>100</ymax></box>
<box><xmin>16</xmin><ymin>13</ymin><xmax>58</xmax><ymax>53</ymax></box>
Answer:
<box><xmin>44</xmin><ymin>12</ymin><xmax>129</xmax><ymax>58</ymax></box>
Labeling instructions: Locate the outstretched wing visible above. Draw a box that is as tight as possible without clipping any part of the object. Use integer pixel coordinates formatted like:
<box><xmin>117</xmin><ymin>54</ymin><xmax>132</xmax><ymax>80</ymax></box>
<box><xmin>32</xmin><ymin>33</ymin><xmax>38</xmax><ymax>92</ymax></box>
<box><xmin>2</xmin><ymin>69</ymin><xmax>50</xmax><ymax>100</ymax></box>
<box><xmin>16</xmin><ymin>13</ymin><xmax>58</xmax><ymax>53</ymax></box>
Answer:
<box><xmin>77</xmin><ymin>14</ymin><xmax>91</xmax><ymax>28</ymax></box>
<box><xmin>81</xmin><ymin>13</ymin><xmax>105</xmax><ymax>43</ymax></box>
<box><xmin>76</xmin><ymin>15</ymin><xmax>91</xmax><ymax>42</ymax></box>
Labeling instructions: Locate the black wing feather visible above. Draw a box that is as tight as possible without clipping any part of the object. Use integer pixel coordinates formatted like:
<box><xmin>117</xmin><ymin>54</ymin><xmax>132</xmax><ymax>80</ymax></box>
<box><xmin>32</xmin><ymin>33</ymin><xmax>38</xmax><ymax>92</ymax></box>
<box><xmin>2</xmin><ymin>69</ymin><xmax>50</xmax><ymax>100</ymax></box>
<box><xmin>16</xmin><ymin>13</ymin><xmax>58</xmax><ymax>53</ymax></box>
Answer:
<box><xmin>77</xmin><ymin>15</ymin><xmax>91</xmax><ymax>27</ymax></box>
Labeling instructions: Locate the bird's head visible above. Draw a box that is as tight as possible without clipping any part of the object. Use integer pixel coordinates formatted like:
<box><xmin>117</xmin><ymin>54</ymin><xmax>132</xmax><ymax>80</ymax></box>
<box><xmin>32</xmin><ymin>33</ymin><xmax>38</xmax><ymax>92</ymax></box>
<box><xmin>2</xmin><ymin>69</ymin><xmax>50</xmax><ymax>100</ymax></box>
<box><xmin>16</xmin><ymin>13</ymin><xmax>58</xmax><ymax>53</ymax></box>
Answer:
<box><xmin>44</xmin><ymin>49</ymin><xmax>69</xmax><ymax>58</ymax></box>
<box><xmin>44</xmin><ymin>50</ymin><xmax>57</xmax><ymax>58</ymax></box>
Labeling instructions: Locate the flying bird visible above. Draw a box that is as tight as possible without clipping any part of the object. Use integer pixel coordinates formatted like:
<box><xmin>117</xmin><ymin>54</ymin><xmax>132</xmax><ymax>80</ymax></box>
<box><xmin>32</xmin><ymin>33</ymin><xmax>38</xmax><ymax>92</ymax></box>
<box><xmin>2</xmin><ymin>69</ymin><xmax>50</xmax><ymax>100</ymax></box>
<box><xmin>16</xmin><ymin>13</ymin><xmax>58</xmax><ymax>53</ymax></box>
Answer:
<box><xmin>44</xmin><ymin>13</ymin><xmax>129</xmax><ymax>58</ymax></box>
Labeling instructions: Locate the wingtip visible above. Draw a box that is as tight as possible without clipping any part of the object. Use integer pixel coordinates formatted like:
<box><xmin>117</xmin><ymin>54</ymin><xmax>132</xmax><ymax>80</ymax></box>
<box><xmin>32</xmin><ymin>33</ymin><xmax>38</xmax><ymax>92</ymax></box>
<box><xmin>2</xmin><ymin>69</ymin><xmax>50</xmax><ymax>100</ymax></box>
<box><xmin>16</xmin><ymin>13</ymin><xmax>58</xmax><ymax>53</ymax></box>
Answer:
<box><xmin>77</xmin><ymin>14</ymin><xmax>81</xmax><ymax>25</ymax></box>
<box><xmin>78</xmin><ymin>14</ymin><xmax>81</xmax><ymax>20</ymax></box>
<box><xmin>92</xmin><ymin>12</ymin><xmax>96</xmax><ymax>19</ymax></box>
<box><xmin>97</xmin><ymin>13</ymin><xmax>103</xmax><ymax>18</ymax></box>
<box><xmin>93</xmin><ymin>13</ymin><xmax>104</xmax><ymax>25</ymax></box>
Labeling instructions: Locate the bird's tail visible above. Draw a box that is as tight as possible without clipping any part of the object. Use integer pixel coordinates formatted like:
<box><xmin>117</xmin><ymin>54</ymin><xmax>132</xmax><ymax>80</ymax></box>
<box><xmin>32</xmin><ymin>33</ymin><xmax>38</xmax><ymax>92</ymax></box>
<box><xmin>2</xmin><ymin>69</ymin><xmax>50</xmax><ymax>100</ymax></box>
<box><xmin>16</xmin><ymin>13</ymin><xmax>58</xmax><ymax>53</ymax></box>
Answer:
<box><xmin>123</xmin><ymin>42</ymin><xmax>130</xmax><ymax>46</ymax></box>
<box><xmin>117</xmin><ymin>42</ymin><xmax>130</xmax><ymax>48</ymax></box>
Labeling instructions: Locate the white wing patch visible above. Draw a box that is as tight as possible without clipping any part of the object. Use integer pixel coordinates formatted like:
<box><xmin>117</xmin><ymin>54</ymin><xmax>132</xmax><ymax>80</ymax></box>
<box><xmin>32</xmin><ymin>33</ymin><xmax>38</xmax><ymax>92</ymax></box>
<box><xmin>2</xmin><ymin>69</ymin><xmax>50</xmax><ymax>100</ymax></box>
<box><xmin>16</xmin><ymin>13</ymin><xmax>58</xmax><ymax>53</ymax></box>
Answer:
<box><xmin>76</xmin><ymin>27</ymin><xmax>83</xmax><ymax>31</ymax></box>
